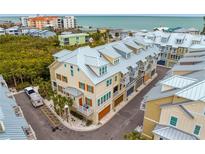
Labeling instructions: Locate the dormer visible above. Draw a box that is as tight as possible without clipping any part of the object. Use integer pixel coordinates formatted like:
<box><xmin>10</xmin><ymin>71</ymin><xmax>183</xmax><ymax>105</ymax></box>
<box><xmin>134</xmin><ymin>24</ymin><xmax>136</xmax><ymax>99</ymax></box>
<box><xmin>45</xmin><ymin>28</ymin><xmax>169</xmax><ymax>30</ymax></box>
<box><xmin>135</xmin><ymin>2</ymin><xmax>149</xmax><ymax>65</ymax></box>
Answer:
<box><xmin>175</xmin><ymin>34</ymin><xmax>185</xmax><ymax>44</ymax></box>
<box><xmin>98</xmin><ymin>47</ymin><xmax>121</xmax><ymax>65</ymax></box>
<box><xmin>160</xmin><ymin>33</ymin><xmax>170</xmax><ymax>43</ymax></box>
<box><xmin>84</xmin><ymin>55</ymin><xmax>109</xmax><ymax>76</ymax></box>
<box><xmin>112</xmin><ymin>43</ymin><xmax>132</xmax><ymax>59</ymax></box>
<box><xmin>123</xmin><ymin>40</ymin><xmax>142</xmax><ymax>54</ymax></box>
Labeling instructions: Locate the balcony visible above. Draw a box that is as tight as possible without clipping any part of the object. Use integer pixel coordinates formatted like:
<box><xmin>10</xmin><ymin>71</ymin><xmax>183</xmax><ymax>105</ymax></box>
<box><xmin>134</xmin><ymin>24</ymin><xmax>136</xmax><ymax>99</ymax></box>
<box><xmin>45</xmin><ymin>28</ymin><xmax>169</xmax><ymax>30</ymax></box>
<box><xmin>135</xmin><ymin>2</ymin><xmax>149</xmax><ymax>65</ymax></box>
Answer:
<box><xmin>78</xmin><ymin>104</ymin><xmax>93</xmax><ymax>116</ymax></box>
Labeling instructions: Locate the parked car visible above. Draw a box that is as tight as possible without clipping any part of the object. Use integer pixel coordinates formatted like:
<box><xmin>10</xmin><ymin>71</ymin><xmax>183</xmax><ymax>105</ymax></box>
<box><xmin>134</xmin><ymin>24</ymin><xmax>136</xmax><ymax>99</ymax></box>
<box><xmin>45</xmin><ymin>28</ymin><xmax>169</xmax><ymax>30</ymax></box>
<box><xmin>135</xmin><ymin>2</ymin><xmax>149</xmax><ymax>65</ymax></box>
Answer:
<box><xmin>24</xmin><ymin>87</ymin><xmax>44</xmax><ymax>107</ymax></box>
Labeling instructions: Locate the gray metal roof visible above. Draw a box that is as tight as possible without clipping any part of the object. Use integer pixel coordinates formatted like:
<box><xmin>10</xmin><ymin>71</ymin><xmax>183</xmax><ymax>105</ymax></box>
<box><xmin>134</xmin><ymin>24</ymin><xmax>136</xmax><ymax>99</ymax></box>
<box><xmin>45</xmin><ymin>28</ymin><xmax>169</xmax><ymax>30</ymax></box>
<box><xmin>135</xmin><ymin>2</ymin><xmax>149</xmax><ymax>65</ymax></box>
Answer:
<box><xmin>98</xmin><ymin>46</ymin><xmax>121</xmax><ymax>59</ymax></box>
<box><xmin>0</xmin><ymin>75</ymin><xmax>30</xmax><ymax>140</ymax></box>
<box><xmin>153</xmin><ymin>124</ymin><xmax>198</xmax><ymax>140</ymax></box>
<box><xmin>176</xmin><ymin>80</ymin><xmax>205</xmax><ymax>102</ymax></box>
<box><xmin>172</xmin><ymin>64</ymin><xmax>205</xmax><ymax>71</ymax></box>
<box><xmin>160</xmin><ymin>75</ymin><xmax>197</xmax><ymax>89</ymax></box>
<box><xmin>54</xmin><ymin>37</ymin><xmax>159</xmax><ymax>85</ymax></box>
<box><xmin>179</xmin><ymin>56</ymin><xmax>205</xmax><ymax>63</ymax></box>
<box><xmin>184</xmin><ymin>51</ymin><xmax>205</xmax><ymax>57</ymax></box>
<box><xmin>53</xmin><ymin>49</ymin><xmax>72</xmax><ymax>58</ymax></box>
<box><xmin>64</xmin><ymin>87</ymin><xmax>83</xmax><ymax>97</ymax></box>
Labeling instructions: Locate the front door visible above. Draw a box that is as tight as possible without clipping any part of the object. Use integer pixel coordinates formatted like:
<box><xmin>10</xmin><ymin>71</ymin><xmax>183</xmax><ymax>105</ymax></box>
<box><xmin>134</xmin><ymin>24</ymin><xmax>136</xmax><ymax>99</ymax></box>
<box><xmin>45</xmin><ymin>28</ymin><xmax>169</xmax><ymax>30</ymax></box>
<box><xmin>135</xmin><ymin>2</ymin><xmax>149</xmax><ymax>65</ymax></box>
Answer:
<box><xmin>79</xmin><ymin>98</ymin><xmax>82</xmax><ymax>106</ymax></box>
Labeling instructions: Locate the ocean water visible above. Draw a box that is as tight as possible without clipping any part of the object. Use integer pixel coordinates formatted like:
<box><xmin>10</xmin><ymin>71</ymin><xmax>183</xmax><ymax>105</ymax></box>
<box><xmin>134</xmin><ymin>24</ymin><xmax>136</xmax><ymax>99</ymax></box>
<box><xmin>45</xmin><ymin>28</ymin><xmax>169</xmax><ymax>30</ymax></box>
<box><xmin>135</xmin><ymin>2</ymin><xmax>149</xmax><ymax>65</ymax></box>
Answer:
<box><xmin>0</xmin><ymin>16</ymin><xmax>204</xmax><ymax>31</ymax></box>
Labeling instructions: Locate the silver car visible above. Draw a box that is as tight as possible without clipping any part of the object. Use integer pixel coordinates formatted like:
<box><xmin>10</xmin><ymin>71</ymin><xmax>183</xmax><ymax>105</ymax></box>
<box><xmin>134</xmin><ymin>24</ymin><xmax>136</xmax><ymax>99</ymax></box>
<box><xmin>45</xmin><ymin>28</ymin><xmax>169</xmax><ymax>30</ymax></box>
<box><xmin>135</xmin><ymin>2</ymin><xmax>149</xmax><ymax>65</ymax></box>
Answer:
<box><xmin>24</xmin><ymin>87</ymin><xmax>44</xmax><ymax>107</ymax></box>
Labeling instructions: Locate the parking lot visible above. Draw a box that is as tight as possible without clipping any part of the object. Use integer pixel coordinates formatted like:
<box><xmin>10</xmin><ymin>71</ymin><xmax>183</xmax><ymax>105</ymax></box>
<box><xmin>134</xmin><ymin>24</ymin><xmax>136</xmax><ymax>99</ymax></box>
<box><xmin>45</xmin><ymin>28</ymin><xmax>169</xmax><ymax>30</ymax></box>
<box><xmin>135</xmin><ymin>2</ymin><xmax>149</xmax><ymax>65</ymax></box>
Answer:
<box><xmin>14</xmin><ymin>66</ymin><xmax>170</xmax><ymax>140</ymax></box>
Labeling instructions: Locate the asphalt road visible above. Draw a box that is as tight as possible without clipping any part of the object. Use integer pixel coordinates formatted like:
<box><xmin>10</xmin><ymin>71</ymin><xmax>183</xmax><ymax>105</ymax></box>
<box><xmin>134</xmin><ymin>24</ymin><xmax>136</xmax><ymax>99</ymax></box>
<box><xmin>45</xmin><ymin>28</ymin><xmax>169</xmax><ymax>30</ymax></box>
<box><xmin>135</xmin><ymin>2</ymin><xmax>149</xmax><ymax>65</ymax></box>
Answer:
<box><xmin>14</xmin><ymin>66</ymin><xmax>169</xmax><ymax>140</ymax></box>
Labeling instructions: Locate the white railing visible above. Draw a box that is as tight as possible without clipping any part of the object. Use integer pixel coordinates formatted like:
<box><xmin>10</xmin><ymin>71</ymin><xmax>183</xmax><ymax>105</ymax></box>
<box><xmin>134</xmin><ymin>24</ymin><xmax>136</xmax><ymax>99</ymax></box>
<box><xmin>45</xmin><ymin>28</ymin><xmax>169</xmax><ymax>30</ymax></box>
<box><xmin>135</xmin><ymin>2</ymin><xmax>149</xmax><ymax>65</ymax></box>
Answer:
<box><xmin>78</xmin><ymin>105</ymin><xmax>93</xmax><ymax>116</ymax></box>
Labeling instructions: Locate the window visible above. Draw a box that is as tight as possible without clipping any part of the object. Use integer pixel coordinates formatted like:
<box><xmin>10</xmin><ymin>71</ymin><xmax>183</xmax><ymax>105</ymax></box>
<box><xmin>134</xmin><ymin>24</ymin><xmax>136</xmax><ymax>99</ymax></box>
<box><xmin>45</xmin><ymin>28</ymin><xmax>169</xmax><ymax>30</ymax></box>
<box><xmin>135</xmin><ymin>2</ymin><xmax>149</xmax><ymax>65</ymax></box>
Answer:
<box><xmin>97</xmin><ymin>99</ymin><xmax>100</xmax><ymax>106</ymax></box>
<box><xmin>85</xmin><ymin>97</ymin><xmax>92</xmax><ymax>106</ymax></box>
<box><xmin>56</xmin><ymin>73</ymin><xmax>61</xmax><ymax>80</ymax></box>
<box><xmin>62</xmin><ymin>76</ymin><xmax>68</xmax><ymax>83</ymax></box>
<box><xmin>70</xmin><ymin>65</ymin><xmax>73</xmax><ymax>69</ymax></box>
<box><xmin>87</xmin><ymin>85</ymin><xmax>94</xmax><ymax>93</ymax></box>
<box><xmin>114</xmin><ymin>58</ymin><xmax>119</xmax><ymax>65</ymax></box>
<box><xmin>106</xmin><ymin>79</ymin><xmax>112</xmax><ymax>86</ymax></box>
<box><xmin>64</xmin><ymin>64</ymin><xmax>67</xmax><ymax>68</ymax></box>
<box><xmin>115</xmin><ymin>76</ymin><xmax>117</xmax><ymax>82</ymax></box>
<box><xmin>170</xmin><ymin>116</ymin><xmax>178</xmax><ymax>126</ymax></box>
<box><xmin>77</xmin><ymin>68</ymin><xmax>80</xmax><ymax>72</ymax></box>
<box><xmin>58</xmin><ymin>85</ymin><xmax>63</xmax><ymax>93</ymax></box>
<box><xmin>97</xmin><ymin>91</ymin><xmax>111</xmax><ymax>106</ymax></box>
<box><xmin>193</xmin><ymin>125</ymin><xmax>201</xmax><ymax>136</ymax></box>
<box><xmin>79</xmin><ymin>82</ymin><xmax>85</xmax><ymax>90</ymax></box>
<box><xmin>100</xmin><ymin>66</ymin><xmax>107</xmax><ymax>75</ymax></box>
<box><xmin>71</xmin><ymin>70</ymin><xmax>74</xmax><ymax>76</ymax></box>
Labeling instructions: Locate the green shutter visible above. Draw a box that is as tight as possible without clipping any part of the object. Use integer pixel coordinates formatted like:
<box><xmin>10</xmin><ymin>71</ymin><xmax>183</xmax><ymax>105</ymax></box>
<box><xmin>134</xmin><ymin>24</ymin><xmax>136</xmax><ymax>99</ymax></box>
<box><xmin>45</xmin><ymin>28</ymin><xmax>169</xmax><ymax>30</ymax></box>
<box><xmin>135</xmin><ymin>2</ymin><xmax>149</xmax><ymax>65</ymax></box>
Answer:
<box><xmin>194</xmin><ymin>125</ymin><xmax>201</xmax><ymax>135</ymax></box>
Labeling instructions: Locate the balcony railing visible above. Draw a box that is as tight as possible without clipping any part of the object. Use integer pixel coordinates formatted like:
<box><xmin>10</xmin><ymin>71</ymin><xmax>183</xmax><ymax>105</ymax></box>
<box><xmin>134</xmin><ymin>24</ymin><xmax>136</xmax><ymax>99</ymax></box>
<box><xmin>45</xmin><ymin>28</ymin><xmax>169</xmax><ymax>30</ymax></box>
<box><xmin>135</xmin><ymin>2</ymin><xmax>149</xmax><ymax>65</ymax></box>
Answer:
<box><xmin>78</xmin><ymin>104</ymin><xmax>93</xmax><ymax>116</ymax></box>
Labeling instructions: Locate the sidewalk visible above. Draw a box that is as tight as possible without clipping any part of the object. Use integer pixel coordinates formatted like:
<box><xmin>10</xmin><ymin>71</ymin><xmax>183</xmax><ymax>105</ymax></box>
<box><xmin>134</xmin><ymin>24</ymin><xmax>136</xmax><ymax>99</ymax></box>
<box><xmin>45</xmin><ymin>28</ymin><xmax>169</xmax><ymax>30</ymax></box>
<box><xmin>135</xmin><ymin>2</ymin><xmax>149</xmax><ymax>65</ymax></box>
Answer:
<box><xmin>44</xmin><ymin>73</ymin><xmax>158</xmax><ymax>132</ymax></box>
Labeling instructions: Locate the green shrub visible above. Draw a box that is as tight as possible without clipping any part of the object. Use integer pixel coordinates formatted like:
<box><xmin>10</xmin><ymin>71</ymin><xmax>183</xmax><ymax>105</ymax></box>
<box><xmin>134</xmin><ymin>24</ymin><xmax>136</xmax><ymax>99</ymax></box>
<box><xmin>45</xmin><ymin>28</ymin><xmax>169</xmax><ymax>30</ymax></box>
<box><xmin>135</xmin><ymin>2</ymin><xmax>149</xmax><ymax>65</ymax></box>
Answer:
<box><xmin>70</xmin><ymin>111</ymin><xmax>84</xmax><ymax>120</ymax></box>
<box><xmin>16</xmin><ymin>82</ymin><xmax>30</xmax><ymax>91</ymax></box>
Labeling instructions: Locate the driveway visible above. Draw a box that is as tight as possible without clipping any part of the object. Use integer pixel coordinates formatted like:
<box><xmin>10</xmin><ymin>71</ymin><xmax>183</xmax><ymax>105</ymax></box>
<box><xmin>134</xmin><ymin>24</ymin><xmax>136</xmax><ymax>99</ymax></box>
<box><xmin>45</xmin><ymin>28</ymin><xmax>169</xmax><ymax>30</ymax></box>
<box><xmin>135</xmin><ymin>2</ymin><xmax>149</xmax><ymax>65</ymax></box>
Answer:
<box><xmin>14</xmin><ymin>66</ymin><xmax>169</xmax><ymax>140</ymax></box>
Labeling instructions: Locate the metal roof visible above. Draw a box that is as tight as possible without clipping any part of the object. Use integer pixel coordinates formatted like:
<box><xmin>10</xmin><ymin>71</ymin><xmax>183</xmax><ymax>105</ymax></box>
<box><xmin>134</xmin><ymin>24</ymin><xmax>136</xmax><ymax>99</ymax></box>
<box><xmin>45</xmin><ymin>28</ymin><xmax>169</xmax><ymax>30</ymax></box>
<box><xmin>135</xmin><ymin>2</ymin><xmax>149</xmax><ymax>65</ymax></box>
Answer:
<box><xmin>160</xmin><ymin>75</ymin><xmax>197</xmax><ymax>89</ymax></box>
<box><xmin>176</xmin><ymin>80</ymin><xmax>205</xmax><ymax>102</ymax></box>
<box><xmin>172</xmin><ymin>64</ymin><xmax>205</xmax><ymax>72</ymax></box>
<box><xmin>0</xmin><ymin>75</ymin><xmax>30</xmax><ymax>140</ymax></box>
<box><xmin>53</xmin><ymin>49</ymin><xmax>72</xmax><ymax>58</ymax></box>
<box><xmin>153</xmin><ymin>124</ymin><xmax>198</xmax><ymax>140</ymax></box>
<box><xmin>184</xmin><ymin>51</ymin><xmax>205</xmax><ymax>57</ymax></box>
<box><xmin>54</xmin><ymin>37</ymin><xmax>159</xmax><ymax>85</ymax></box>
<box><xmin>179</xmin><ymin>56</ymin><xmax>205</xmax><ymax>63</ymax></box>
<box><xmin>98</xmin><ymin>47</ymin><xmax>121</xmax><ymax>59</ymax></box>
<box><xmin>64</xmin><ymin>87</ymin><xmax>83</xmax><ymax>97</ymax></box>
<box><xmin>59</xmin><ymin>33</ymin><xmax>89</xmax><ymax>38</ymax></box>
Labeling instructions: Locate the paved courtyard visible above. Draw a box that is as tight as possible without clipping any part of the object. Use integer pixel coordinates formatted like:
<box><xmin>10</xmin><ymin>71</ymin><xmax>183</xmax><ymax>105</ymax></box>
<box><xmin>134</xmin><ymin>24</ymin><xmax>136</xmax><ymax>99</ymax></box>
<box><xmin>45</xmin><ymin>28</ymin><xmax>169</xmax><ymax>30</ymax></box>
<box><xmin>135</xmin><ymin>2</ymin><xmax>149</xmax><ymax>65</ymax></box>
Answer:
<box><xmin>14</xmin><ymin>66</ymin><xmax>169</xmax><ymax>140</ymax></box>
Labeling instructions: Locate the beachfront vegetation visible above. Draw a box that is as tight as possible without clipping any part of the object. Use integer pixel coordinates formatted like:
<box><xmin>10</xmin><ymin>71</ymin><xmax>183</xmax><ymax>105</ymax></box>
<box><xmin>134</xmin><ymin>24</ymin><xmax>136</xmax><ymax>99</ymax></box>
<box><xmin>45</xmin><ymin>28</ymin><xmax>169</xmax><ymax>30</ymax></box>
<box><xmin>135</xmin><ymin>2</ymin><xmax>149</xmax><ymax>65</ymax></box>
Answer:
<box><xmin>0</xmin><ymin>31</ymin><xmax>109</xmax><ymax>89</ymax></box>
<box><xmin>0</xmin><ymin>35</ymin><xmax>60</xmax><ymax>87</ymax></box>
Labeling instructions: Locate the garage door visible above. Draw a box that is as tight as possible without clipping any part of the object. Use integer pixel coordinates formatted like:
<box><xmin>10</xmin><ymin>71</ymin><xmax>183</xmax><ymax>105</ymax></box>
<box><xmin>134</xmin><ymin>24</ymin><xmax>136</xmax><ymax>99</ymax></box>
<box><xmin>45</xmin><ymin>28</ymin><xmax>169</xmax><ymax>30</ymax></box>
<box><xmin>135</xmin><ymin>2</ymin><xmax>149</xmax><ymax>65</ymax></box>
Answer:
<box><xmin>127</xmin><ymin>86</ymin><xmax>134</xmax><ymax>97</ymax></box>
<box><xmin>98</xmin><ymin>105</ymin><xmax>111</xmax><ymax>121</ymax></box>
<box><xmin>151</xmin><ymin>69</ymin><xmax>156</xmax><ymax>76</ymax></box>
<box><xmin>114</xmin><ymin>95</ymin><xmax>124</xmax><ymax>107</ymax></box>
<box><xmin>144</xmin><ymin>74</ymin><xmax>150</xmax><ymax>82</ymax></box>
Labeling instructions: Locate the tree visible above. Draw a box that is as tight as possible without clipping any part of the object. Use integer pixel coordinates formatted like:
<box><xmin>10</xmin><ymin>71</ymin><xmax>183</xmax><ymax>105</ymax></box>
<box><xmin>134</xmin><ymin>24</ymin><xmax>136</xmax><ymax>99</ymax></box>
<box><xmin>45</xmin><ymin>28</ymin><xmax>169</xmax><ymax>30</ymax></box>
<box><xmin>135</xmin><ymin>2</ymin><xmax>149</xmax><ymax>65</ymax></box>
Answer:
<box><xmin>52</xmin><ymin>93</ymin><xmax>73</xmax><ymax>121</ymax></box>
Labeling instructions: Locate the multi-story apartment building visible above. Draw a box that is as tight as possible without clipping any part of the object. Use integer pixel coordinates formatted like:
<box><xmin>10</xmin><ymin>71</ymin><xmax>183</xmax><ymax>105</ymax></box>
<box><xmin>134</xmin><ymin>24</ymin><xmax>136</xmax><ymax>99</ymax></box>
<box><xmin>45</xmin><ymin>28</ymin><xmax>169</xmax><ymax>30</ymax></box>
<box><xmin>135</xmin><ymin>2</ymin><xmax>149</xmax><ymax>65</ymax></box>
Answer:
<box><xmin>49</xmin><ymin>36</ymin><xmax>160</xmax><ymax>124</ymax></box>
<box><xmin>63</xmin><ymin>16</ymin><xmax>77</xmax><ymax>29</ymax></box>
<box><xmin>20</xmin><ymin>16</ymin><xmax>29</xmax><ymax>27</ymax></box>
<box><xmin>28</xmin><ymin>16</ymin><xmax>61</xmax><ymax>30</ymax></box>
<box><xmin>137</xmin><ymin>31</ymin><xmax>205</xmax><ymax>67</ymax></box>
<box><xmin>58</xmin><ymin>33</ymin><xmax>89</xmax><ymax>46</ymax></box>
<box><xmin>0</xmin><ymin>75</ymin><xmax>36</xmax><ymax>140</ymax></box>
<box><xmin>142</xmin><ymin>44</ymin><xmax>205</xmax><ymax>140</ymax></box>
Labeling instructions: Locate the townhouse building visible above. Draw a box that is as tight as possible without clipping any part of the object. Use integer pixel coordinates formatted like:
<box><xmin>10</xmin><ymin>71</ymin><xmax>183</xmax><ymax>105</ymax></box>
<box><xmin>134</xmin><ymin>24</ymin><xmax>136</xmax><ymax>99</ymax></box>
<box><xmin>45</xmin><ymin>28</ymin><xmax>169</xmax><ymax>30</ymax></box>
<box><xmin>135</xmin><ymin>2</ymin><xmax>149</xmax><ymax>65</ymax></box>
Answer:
<box><xmin>49</xmin><ymin>36</ymin><xmax>160</xmax><ymax>124</ymax></box>
<box><xmin>142</xmin><ymin>45</ymin><xmax>205</xmax><ymax>140</ymax></box>
<box><xmin>58</xmin><ymin>33</ymin><xmax>89</xmax><ymax>46</ymax></box>
<box><xmin>138</xmin><ymin>31</ymin><xmax>205</xmax><ymax>67</ymax></box>
<box><xmin>0</xmin><ymin>75</ymin><xmax>36</xmax><ymax>140</ymax></box>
